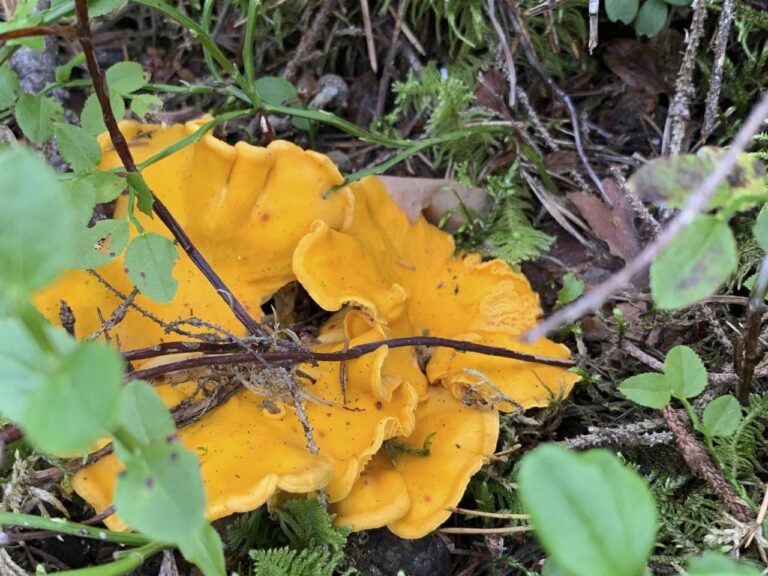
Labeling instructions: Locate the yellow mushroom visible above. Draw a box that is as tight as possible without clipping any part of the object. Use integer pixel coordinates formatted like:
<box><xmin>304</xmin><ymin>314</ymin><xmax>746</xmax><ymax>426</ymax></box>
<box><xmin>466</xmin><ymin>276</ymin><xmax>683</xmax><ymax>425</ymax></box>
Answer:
<box><xmin>293</xmin><ymin>176</ymin><xmax>578</xmax><ymax>410</ymax></box>
<box><xmin>331</xmin><ymin>386</ymin><xmax>499</xmax><ymax>538</ymax></box>
<box><xmin>35</xmin><ymin>118</ymin><xmax>355</xmax><ymax>349</ymax></box>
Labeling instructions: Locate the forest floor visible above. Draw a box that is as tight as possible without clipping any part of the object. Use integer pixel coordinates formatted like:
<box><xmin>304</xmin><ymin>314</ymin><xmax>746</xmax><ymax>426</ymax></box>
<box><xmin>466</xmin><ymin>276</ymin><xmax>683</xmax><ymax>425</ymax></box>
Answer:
<box><xmin>3</xmin><ymin>0</ymin><xmax>768</xmax><ymax>574</ymax></box>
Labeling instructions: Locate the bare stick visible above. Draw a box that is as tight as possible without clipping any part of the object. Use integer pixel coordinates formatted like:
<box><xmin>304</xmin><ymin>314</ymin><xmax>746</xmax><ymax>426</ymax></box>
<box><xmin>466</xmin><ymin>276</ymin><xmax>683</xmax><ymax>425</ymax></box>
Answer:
<box><xmin>126</xmin><ymin>335</ymin><xmax>577</xmax><ymax>382</ymax></box>
<box><xmin>375</xmin><ymin>0</ymin><xmax>406</xmax><ymax>119</ymax></box>
<box><xmin>506</xmin><ymin>4</ymin><xmax>607</xmax><ymax>202</ymax></box>
<box><xmin>738</xmin><ymin>252</ymin><xmax>768</xmax><ymax>404</ymax></box>
<box><xmin>524</xmin><ymin>90</ymin><xmax>768</xmax><ymax>342</ymax></box>
<box><xmin>486</xmin><ymin>0</ymin><xmax>516</xmax><ymax>108</ymax></box>
<box><xmin>662</xmin><ymin>0</ymin><xmax>708</xmax><ymax>155</ymax></box>
<box><xmin>701</xmin><ymin>0</ymin><xmax>735</xmax><ymax>140</ymax></box>
<box><xmin>283</xmin><ymin>0</ymin><xmax>337</xmax><ymax>81</ymax></box>
<box><xmin>73</xmin><ymin>0</ymin><xmax>263</xmax><ymax>339</ymax></box>
<box><xmin>360</xmin><ymin>0</ymin><xmax>377</xmax><ymax>73</ymax></box>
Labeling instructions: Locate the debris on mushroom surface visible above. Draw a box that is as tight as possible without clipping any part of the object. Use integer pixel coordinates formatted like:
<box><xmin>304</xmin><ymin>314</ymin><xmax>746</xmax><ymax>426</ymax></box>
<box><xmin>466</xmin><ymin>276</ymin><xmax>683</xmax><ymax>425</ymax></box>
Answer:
<box><xmin>35</xmin><ymin>120</ymin><xmax>579</xmax><ymax>537</ymax></box>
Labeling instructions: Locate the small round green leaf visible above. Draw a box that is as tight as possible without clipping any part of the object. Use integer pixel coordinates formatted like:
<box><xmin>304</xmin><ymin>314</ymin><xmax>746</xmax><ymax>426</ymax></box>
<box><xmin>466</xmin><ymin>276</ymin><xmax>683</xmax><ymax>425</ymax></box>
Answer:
<box><xmin>14</xmin><ymin>94</ymin><xmax>64</xmax><ymax>143</ymax></box>
<box><xmin>105</xmin><ymin>61</ymin><xmax>148</xmax><ymax>96</ymax></box>
<box><xmin>254</xmin><ymin>76</ymin><xmax>298</xmax><ymax>106</ymax></box>
<box><xmin>0</xmin><ymin>66</ymin><xmax>20</xmax><ymax>110</ymax></box>
<box><xmin>115</xmin><ymin>440</ymin><xmax>206</xmax><ymax>542</ymax></box>
<box><xmin>25</xmin><ymin>340</ymin><xmax>123</xmax><ymax>453</ymax></box>
<box><xmin>518</xmin><ymin>445</ymin><xmax>657</xmax><ymax>576</ymax></box>
<box><xmin>0</xmin><ymin>147</ymin><xmax>79</xmax><ymax>296</ymax></box>
<box><xmin>605</xmin><ymin>0</ymin><xmax>639</xmax><ymax>24</ymax></box>
<box><xmin>55</xmin><ymin>53</ymin><xmax>85</xmax><ymax>83</ymax></box>
<box><xmin>79</xmin><ymin>171</ymin><xmax>126</xmax><ymax>204</ymax></box>
<box><xmin>556</xmin><ymin>273</ymin><xmax>584</xmax><ymax>308</ymax></box>
<box><xmin>124</xmin><ymin>232</ymin><xmax>179</xmax><ymax>302</ymax></box>
<box><xmin>130</xmin><ymin>93</ymin><xmax>163</xmax><ymax>119</ymax></box>
<box><xmin>74</xmin><ymin>218</ymin><xmax>129</xmax><ymax>269</ymax></box>
<box><xmin>664</xmin><ymin>345</ymin><xmax>707</xmax><ymax>400</ymax></box>
<box><xmin>702</xmin><ymin>395</ymin><xmax>742</xmax><ymax>438</ymax></box>
<box><xmin>635</xmin><ymin>0</ymin><xmax>668</xmax><ymax>38</ymax></box>
<box><xmin>54</xmin><ymin>122</ymin><xmax>102</xmax><ymax>172</ymax></box>
<box><xmin>650</xmin><ymin>216</ymin><xmax>737</xmax><ymax>310</ymax></box>
<box><xmin>81</xmin><ymin>91</ymin><xmax>125</xmax><ymax>135</ymax></box>
<box><xmin>619</xmin><ymin>373</ymin><xmax>670</xmax><ymax>409</ymax></box>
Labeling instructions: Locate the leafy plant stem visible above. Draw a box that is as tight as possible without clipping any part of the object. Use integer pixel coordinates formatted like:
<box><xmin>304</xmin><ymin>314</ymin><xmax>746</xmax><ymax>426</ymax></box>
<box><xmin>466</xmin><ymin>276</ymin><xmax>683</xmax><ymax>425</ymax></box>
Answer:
<box><xmin>0</xmin><ymin>512</ymin><xmax>152</xmax><ymax>545</ymax></box>
<box><xmin>129</xmin><ymin>0</ymin><xmax>262</xmax><ymax>108</ymax></box>
<box><xmin>243</xmin><ymin>0</ymin><xmax>259</xmax><ymax>89</ymax></box>
<box><xmin>53</xmin><ymin>542</ymin><xmax>165</xmax><ymax>576</ymax></box>
<box><xmin>113</xmin><ymin>426</ymin><xmax>145</xmax><ymax>454</ymax></box>
<box><xmin>16</xmin><ymin>301</ymin><xmax>55</xmax><ymax>355</ymax></box>
<box><xmin>201</xmin><ymin>0</ymin><xmax>223</xmax><ymax>82</ymax></box>
<box><xmin>74</xmin><ymin>0</ymin><xmax>265</xmax><ymax>339</ymax></box>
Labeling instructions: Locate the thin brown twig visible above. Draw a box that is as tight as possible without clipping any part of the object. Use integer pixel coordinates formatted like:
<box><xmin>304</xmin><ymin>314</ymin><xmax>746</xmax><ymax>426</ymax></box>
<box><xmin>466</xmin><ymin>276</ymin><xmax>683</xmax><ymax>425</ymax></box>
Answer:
<box><xmin>375</xmin><ymin>0</ymin><xmax>406</xmax><ymax>119</ymax></box>
<box><xmin>125</xmin><ymin>335</ymin><xmax>577</xmax><ymax>382</ymax></box>
<box><xmin>701</xmin><ymin>0</ymin><xmax>735</xmax><ymax>140</ymax></box>
<box><xmin>524</xmin><ymin>90</ymin><xmax>768</xmax><ymax>342</ymax></box>
<box><xmin>738</xmin><ymin>253</ymin><xmax>768</xmax><ymax>404</ymax></box>
<box><xmin>486</xmin><ymin>0</ymin><xmax>516</xmax><ymax>108</ymax></box>
<box><xmin>73</xmin><ymin>0</ymin><xmax>264</xmax><ymax>340</ymax></box>
<box><xmin>360</xmin><ymin>0</ymin><xmax>377</xmax><ymax>73</ymax></box>
<box><xmin>283</xmin><ymin>0</ymin><xmax>337</xmax><ymax>81</ymax></box>
<box><xmin>506</xmin><ymin>3</ymin><xmax>607</xmax><ymax>203</ymax></box>
<box><xmin>662</xmin><ymin>405</ymin><xmax>753</xmax><ymax>523</ymax></box>
<box><xmin>0</xmin><ymin>24</ymin><xmax>76</xmax><ymax>43</ymax></box>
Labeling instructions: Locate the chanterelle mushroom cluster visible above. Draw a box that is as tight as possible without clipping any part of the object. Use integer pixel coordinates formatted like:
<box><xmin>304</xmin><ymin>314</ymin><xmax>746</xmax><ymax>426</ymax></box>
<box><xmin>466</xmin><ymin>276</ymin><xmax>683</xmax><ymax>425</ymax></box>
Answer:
<box><xmin>35</xmin><ymin>118</ymin><xmax>579</xmax><ymax>539</ymax></box>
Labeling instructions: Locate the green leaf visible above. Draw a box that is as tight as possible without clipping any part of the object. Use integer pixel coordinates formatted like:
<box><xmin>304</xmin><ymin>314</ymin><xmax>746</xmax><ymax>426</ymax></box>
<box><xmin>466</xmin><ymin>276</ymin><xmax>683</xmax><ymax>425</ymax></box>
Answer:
<box><xmin>0</xmin><ymin>66</ymin><xmax>20</xmax><ymax>110</ymax></box>
<box><xmin>124</xmin><ymin>233</ymin><xmax>179</xmax><ymax>302</ymax></box>
<box><xmin>81</xmin><ymin>91</ymin><xmax>125</xmax><ymax>135</ymax></box>
<box><xmin>79</xmin><ymin>171</ymin><xmax>126</xmax><ymax>204</ymax></box>
<box><xmin>74</xmin><ymin>218</ymin><xmax>129</xmax><ymax>269</ymax></box>
<box><xmin>518</xmin><ymin>445</ymin><xmax>657</xmax><ymax>576</ymax></box>
<box><xmin>88</xmin><ymin>0</ymin><xmax>127</xmax><ymax>17</ymax></box>
<box><xmin>0</xmin><ymin>317</ymin><xmax>66</xmax><ymax>421</ymax></box>
<box><xmin>105</xmin><ymin>61</ymin><xmax>148</xmax><ymax>95</ymax></box>
<box><xmin>54</xmin><ymin>123</ymin><xmax>102</xmax><ymax>172</ymax></box>
<box><xmin>126</xmin><ymin>172</ymin><xmax>154</xmax><ymax>216</ymax></box>
<box><xmin>753</xmin><ymin>206</ymin><xmax>768</xmax><ymax>252</ymax></box>
<box><xmin>178</xmin><ymin>523</ymin><xmax>226</xmax><ymax>576</ymax></box>
<box><xmin>556</xmin><ymin>273</ymin><xmax>584</xmax><ymax>308</ymax></box>
<box><xmin>650</xmin><ymin>216</ymin><xmax>737</xmax><ymax>310</ymax></box>
<box><xmin>0</xmin><ymin>147</ymin><xmax>79</xmax><ymax>296</ymax></box>
<box><xmin>628</xmin><ymin>151</ymin><xmax>767</xmax><ymax>213</ymax></box>
<box><xmin>635</xmin><ymin>0</ymin><xmax>668</xmax><ymax>37</ymax></box>
<box><xmin>24</xmin><ymin>340</ymin><xmax>123</xmax><ymax>453</ymax></box>
<box><xmin>687</xmin><ymin>552</ymin><xmax>762</xmax><ymax>575</ymax></box>
<box><xmin>605</xmin><ymin>0</ymin><xmax>639</xmax><ymax>24</ymax></box>
<box><xmin>118</xmin><ymin>380</ymin><xmax>175</xmax><ymax>447</ymax></box>
<box><xmin>14</xmin><ymin>94</ymin><xmax>64</xmax><ymax>143</ymax></box>
<box><xmin>55</xmin><ymin>53</ymin><xmax>85</xmax><ymax>83</ymax></box>
<box><xmin>115</xmin><ymin>439</ymin><xmax>206</xmax><ymax>542</ymax></box>
<box><xmin>702</xmin><ymin>395</ymin><xmax>742</xmax><ymax>438</ymax></box>
<box><xmin>130</xmin><ymin>93</ymin><xmax>163</xmax><ymax>118</ymax></box>
<box><xmin>619</xmin><ymin>373</ymin><xmax>670</xmax><ymax>409</ymax></box>
<box><xmin>664</xmin><ymin>345</ymin><xmax>707</xmax><ymax>400</ymax></box>
<box><xmin>254</xmin><ymin>76</ymin><xmax>297</xmax><ymax>106</ymax></box>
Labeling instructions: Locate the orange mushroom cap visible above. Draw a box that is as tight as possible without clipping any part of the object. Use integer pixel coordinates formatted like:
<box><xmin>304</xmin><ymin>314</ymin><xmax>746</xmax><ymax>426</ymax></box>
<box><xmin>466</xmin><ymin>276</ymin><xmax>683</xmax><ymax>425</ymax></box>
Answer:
<box><xmin>293</xmin><ymin>176</ymin><xmax>578</xmax><ymax>410</ymax></box>
<box><xmin>331</xmin><ymin>386</ymin><xmax>499</xmax><ymax>538</ymax></box>
<box><xmin>35</xmin><ymin>119</ymin><xmax>354</xmax><ymax>349</ymax></box>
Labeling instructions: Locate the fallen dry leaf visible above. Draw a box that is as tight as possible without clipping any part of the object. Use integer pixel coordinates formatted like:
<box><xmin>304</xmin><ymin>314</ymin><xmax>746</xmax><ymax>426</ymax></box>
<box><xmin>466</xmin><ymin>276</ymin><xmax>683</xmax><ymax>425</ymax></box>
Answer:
<box><xmin>568</xmin><ymin>178</ymin><xmax>643</xmax><ymax>268</ymax></box>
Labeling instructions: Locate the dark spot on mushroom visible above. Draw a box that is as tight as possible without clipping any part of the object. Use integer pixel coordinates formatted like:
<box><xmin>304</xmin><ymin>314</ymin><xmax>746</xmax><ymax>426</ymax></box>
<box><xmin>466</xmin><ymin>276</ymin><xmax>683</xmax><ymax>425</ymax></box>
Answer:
<box><xmin>375</xmin><ymin>401</ymin><xmax>383</xmax><ymax>410</ymax></box>
<box><xmin>454</xmin><ymin>284</ymin><xmax>460</xmax><ymax>295</ymax></box>
<box><xmin>260</xmin><ymin>212</ymin><xmax>270</xmax><ymax>222</ymax></box>
<box><xmin>424</xmin><ymin>495</ymin><xmax>432</xmax><ymax>503</ymax></box>
<box><xmin>123</xmin><ymin>268</ymin><xmax>129</xmax><ymax>274</ymax></box>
